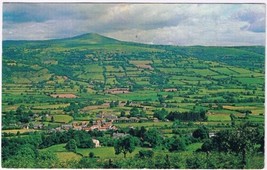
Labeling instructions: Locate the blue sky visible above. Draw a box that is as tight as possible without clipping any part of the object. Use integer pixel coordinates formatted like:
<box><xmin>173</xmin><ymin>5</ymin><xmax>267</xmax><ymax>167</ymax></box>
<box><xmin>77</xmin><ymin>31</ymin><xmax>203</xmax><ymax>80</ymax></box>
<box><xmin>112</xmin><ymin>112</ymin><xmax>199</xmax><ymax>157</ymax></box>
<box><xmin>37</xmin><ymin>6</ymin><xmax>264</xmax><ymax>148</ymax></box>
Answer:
<box><xmin>3</xmin><ymin>3</ymin><xmax>266</xmax><ymax>46</ymax></box>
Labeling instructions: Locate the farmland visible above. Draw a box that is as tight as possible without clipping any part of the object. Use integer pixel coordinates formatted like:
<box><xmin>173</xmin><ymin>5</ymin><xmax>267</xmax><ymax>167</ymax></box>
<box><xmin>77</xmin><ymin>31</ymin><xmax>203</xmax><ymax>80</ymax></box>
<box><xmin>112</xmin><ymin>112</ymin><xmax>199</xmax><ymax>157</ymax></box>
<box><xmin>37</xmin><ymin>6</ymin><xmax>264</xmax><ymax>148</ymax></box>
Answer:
<box><xmin>2</xmin><ymin>33</ymin><xmax>264</xmax><ymax>168</ymax></box>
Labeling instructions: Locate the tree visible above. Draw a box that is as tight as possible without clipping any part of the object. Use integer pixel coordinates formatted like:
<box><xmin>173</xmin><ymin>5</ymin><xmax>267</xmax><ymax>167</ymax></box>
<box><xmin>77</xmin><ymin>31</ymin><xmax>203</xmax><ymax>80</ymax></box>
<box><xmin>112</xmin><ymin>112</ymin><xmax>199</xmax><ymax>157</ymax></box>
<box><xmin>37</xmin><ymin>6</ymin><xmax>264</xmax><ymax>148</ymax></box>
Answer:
<box><xmin>41</xmin><ymin>115</ymin><xmax>46</xmax><ymax>122</ymax></box>
<box><xmin>73</xmin><ymin>131</ymin><xmax>94</xmax><ymax>148</ymax></box>
<box><xmin>201</xmin><ymin>139</ymin><xmax>213</xmax><ymax>154</ymax></box>
<box><xmin>120</xmin><ymin>111</ymin><xmax>126</xmax><ymax>117</ymax></box>
<box><xmin>29</xmin><ymin>122</ymin><xmax>34</xmax><ymax>129</ymax></box>
<box><xmin>110</xmin><ymin>101</ymin><xmax>115</xmax><ymax>108</ymax></box>
<box><xmin>17</xmin><ymin>144</ymin><xmax>37</xmax><ymax>159</ymax></box>
<box><xmin>114</xmin><ymin>136</ymin><xmax>136</xmax><ymax>158</ymax></box>
<box><xmin>138</xmin><ymin>150</ymin><xmax>154</xmax><ymax>158</ymax></box>
<box><xmin>65</xmin><ymin>139</ymin><xmax>77</xmax><ymax>152</ymax></box>
<box><xmin>166</xmin><ymin>95</ymin><xmax>173</xmax><ymax>100</ymax></box>
<box><xmin>114</xmin><ymin>100</ymin><xmax>119</xmax><ymax>107</ymax></box>
<box><xmin>210</xmin><ymin>122</ymin><xmax>263</xmax><ymax>168</ymax></box>
<box><xmin>186</xmin><ymin>153</ymin><xmax>206</xmax><ymax>169</ymax></box>
<box><xmin>192</xmin><ymin>126</ymin><xmax>209</xmax><ymax>140</ymax></box>
<box><xmin>167</xmin><ymin>136</ymin><xmax>187</xmax><ymax>152</ymax></box>
<box><xmin>230</xmin><ymin>113</ymin><xmax>236</xmax><ymax>126</ymax></box>
<box><xmin>16</xmin><ymin>105</ymin><xmax>25</xmax><ymax>114</ymax></box>
<box><xmin>172</xmin><ymin>120</ymin><xmax>181</xmax><ymax>128</ymax></box>
<box><xmin>153</xmin><ymin>108</ymin><xmax>168</xmax><ymax>120</ymax></box>
<box><xmin>35</xmin><ymin>151</ymin><xmax>58</xmax><ymax>168</ymax></box>
<box><xmin>129</xmin><ymin>107</ymin><xmax>139</xmax><ymax>117</ymax></box>
<box><xmin>125</xmin><ymin>100</ymin><xmax>131</xmax><ymax>106</ymax></box>
<box><xmin>137</xmin><ymin>126</ymin><xmax>146</xmax><ymax>140</ymax></box>
<box><xmin>2</xmin><ymin>144</ymin><xmax>37</xmax><ymax>168</ymax></box>
<box><xmin>158</xmin><ymin>95</ymin><xmax>165</xmax><ymax>104</ymax></box>
<box><xmin>186</xmin><ymin>152</ymin><xmax>242</xmax><ymax>169</ymax></box>
<box><xmin>51</xmin><ymin>116</ymin><xmax>54</xmax><ymax>122</ymax></box>
<box><xmin>89</xmin><ymin>152</ymin><xmax>94</xmax><ymax>158</ymax></box>
<box><xmin>3</xmin><ymin>154</ymin><xmax>35</xmax><ymax>168</ymax></box>
<box><xmin>144</xmin><ymin>128</ymin><xmax>163</xmax><ymax>147</ymax></box>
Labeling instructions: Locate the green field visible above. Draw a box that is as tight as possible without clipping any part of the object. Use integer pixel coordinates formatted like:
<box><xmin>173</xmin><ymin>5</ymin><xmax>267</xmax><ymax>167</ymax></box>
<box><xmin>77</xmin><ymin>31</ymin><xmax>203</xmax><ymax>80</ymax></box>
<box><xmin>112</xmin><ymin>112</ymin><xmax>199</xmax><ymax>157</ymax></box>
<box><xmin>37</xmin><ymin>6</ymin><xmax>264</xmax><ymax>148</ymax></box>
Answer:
<box><xmin>53</xmin><ymin>115</ymin><xmax>73</xmax><ymax>123</ymax></box>
<box><xmin>2</xmin><ymin>33</ymin><xmax>264</xmax><ymax>169</ymax></box>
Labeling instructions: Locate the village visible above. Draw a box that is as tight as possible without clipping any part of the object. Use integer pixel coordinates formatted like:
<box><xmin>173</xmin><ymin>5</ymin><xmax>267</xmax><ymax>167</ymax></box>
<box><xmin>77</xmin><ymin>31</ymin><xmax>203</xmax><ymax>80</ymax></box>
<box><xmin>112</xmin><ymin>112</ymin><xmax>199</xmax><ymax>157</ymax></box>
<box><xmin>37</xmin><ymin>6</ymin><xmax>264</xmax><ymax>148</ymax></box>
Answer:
<box><xmin>28</xmin><ymin>112</ymin><xmax>157</xmax><ymax>132</ymax></box>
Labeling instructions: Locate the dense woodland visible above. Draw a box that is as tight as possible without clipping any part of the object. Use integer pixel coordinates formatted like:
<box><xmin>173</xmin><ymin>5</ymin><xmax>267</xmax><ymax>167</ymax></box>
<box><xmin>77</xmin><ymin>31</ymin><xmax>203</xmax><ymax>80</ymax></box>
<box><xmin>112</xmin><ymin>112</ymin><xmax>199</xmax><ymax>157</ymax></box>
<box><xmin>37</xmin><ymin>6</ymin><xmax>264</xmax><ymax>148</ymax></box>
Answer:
<box><xmin>2</xmin><ymin>33</ymin><xmax>265</xmax><ymax>168</ymax></box>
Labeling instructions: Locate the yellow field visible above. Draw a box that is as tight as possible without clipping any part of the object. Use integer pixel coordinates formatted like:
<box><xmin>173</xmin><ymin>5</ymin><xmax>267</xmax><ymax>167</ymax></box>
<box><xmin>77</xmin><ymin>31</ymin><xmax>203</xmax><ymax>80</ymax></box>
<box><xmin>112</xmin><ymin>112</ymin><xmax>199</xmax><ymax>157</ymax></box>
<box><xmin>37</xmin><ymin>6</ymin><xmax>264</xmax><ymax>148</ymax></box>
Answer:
<box><xmin>2</xmin><ymin>129</ymin><xmax>39</xmax><ymax>134</ymax></box>
<box><xmin>56</xmin><ymin>152</ymin><xmax>82</xmax><ymax>162</ymax></box>
<box><xmin>223</xmin><ymin>105</ymin><xmax>263</xmax><ymax>115</ymax></box>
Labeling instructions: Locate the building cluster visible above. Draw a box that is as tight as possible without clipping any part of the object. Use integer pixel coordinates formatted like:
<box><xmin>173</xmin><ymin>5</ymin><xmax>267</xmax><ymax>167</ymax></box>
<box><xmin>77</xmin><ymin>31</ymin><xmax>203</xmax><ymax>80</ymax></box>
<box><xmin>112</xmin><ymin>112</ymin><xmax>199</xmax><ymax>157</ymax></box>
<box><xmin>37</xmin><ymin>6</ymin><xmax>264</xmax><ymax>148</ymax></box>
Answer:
<box><xmin>105</xmin><ymin>88</ymin><xmax>130</xmax><ymax>94</ymax></box>
<box><xmin>114</xmin><ymin>117</ymin><xmax>149</xmax><ymax>123</ymax></box>
<box><xmin>58</xmin><ymin>119</ymin><xmax>117</xmax><ymax>132</ymax></box>
<box><xmin>28</xmin><ymin>112</ymin><xmax>158</xmax><ymax>132</ymax></box>
<box><xmin>163</xmin><ymin>88</ymin><xmax>177</xmax><ymax>92</ymax></box>
<box><xmin>96</xmin><ymin>112</ymin><xmax>151</xmax><ymax>123</ymax></box>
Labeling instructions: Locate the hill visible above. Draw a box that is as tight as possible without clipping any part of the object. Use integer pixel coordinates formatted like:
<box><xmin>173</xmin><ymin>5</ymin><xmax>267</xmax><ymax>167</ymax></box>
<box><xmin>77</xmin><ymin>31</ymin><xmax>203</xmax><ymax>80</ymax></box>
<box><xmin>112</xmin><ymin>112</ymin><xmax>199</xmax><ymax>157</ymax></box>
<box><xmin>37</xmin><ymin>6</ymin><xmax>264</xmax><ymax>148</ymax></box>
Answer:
<box><xmin>2</xmin><ymin>33</ymin><xmax>264</xmax><ymax>169</ymax></box>
<box><xmin>3</xmin><ymin>33</ymin><xmax>264</xmax><ymax>85</ymax></box>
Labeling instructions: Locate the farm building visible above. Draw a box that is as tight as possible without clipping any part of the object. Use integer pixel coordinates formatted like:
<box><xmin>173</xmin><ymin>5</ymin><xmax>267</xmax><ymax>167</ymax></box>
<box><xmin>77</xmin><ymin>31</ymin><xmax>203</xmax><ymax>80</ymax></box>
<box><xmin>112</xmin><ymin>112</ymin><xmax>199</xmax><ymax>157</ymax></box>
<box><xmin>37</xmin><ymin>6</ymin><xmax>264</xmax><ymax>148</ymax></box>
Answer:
<box><xmin>139</xmin><ymin>117</ymin><xmax>149</xmax><ymax>122</ymax></box>
<box><xmin>33</xmin><ymin>123</ymin><xmax>44</xmax><ymax>129</ymax></box>
<box><xmin>72</xmin><ymin>121</ymin><xmax>88</xmax><ymax>130</ymax></box>
<box><xmin>115</xmin><ymin>117</ymin><xmax>129</xmax><ymax>123</ymax></box>
<box><xmin>61</xmin><ymin>124</ymin><xmax>72</xmax><ymax>130</ymax></box>
<box><xmin>163</xmin><ymin>88</ymin><xmax>177</xmax><ymax>92</ymax></box>
<box><xmin>129</xmin><ymin>117</ymin><xmax>139</xmax><ymax>122</ymax></box>
<box><xmin>92</xmin><ymin>139</ymin><xmax>101</xmax><ymax>147</ymax></box>
<box><xmin>112</xmin><ymin>132</ymin><xmax>129</xmax><ymax>139</ymax></box>
<box><xmin>105</xmin><ymin>88</ymin><xmax>130</xmax><ymax>94</ymax></box>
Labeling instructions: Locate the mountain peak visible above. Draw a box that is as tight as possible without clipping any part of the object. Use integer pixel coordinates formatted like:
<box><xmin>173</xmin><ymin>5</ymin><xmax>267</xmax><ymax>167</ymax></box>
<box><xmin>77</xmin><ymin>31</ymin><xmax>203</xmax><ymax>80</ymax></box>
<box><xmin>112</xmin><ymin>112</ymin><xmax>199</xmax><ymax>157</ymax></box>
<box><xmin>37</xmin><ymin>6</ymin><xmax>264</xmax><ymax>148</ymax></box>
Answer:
<box><xmin>65</xmin><ymin>33</ymin><xmax>121</xmax><ymax>45</ymax></box>
<box><xmin>71</xmin><ymin>33</ymin><xmax>102</xmax><ymax>39</ymax></box>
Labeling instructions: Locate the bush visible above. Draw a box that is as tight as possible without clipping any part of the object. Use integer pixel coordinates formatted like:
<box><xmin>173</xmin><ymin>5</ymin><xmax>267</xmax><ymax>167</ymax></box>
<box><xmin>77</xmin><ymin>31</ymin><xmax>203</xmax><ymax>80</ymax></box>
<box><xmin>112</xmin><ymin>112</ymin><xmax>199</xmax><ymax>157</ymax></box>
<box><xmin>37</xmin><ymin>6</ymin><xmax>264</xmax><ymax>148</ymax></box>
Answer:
<box><xmin>65</xmin><ymin>139</ymin><xmax>77</xmax><ymax>152</ymax></box>
<box><xmin>137</xmin><ymin>150</ymin><xmax>154</xmax><ymax>158</ymax></box>
<box><xmin>89</xmin><ymin>152</ymin><xmax>94</xmax><ymax>158</ymax></box>
<box><xmin>192</xmin><ymin>126</ymin><xmax>209</xmax><ymax>140</ymax></box>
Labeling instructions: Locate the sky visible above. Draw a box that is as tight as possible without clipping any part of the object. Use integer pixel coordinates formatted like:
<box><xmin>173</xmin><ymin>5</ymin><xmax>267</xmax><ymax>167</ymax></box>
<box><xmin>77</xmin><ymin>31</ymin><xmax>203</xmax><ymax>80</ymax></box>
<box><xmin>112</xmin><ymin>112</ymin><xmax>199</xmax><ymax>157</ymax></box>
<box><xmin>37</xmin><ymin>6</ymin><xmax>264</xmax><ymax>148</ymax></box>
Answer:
<box><xmin>2</xmin><ymin>3</ymin><xmax>266</xmax><ymax>46</ymax></box>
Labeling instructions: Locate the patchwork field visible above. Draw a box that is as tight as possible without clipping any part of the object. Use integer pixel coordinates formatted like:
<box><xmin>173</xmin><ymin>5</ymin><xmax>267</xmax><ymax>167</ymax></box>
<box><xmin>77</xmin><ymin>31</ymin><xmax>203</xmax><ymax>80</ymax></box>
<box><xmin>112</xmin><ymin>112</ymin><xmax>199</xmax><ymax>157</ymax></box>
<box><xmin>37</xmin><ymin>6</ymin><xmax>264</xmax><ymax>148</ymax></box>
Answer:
<box><xmin>2</xmin><ymin>33</ymin><xmax>264</xmax><ymax>169</ymax></box>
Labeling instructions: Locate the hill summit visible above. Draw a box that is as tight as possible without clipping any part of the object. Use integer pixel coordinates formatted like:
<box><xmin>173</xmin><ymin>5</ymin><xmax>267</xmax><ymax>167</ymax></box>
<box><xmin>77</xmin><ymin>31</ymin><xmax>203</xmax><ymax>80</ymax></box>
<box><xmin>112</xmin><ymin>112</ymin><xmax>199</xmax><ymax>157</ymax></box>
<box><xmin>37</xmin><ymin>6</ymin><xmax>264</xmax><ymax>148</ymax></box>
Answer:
<box><xmin>56</xmin><ymin>33</ymin><xmax>122</xmax><ymax>45</ymax></box>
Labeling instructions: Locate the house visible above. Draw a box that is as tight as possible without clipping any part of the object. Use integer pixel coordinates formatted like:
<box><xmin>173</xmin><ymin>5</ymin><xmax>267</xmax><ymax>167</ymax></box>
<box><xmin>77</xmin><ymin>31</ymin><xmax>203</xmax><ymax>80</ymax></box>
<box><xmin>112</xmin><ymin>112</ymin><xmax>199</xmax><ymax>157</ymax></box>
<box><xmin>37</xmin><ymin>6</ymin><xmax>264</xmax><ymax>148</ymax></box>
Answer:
<box><xmin>129</xmin><ymin>102</ymin><xmax>142</xmax><ymax>107</ymax></box>
<box><xmin>153</xmin><ymin>118</ymin><xmax>159</xmax><ymax>122</ymax></box>
<box><xmin>61</xmin><ymin>124</ymin><xmax>72</xmax><ymax>130</ymax></box>
<box><xmin>73</xmin><ymin>126</ymin><xmax>82</xmax><ymax>130</ymax></box>
<box><xmin>105</xmin><ymin>88</ymin><xmax>130</xmax><ymax>94</ymax></box>
<box><xmin>33</xmin><ymin>114</ymin><xmax>39</xmax><ymax>118</ymax></box>
<box><xmin>33</xmin><ymin>123</ymin><xmax>44</xmax><ymax>129</ymax></box>
<box><xmin>129</xmin><ymin>117</ymin><xmax>139</xmax><ymax>122</ymax></box>
<box><xmin>49</xmin><ymin>127</ymin><xmax>64</xmax><ymax>133</ymax></box>
<box><xmin>112</xmin><ymin>132</ymin><xmax>129</xmax><ymax>139</ymax></box>
<box><xmin>88</xmin><ymin>125</ymin><xmax>99</xmax><ymax>131</ymax></box>
<box><xmin>98</xmin><ymin>122</ymin><xmax>117</xmax><ymax>131</ymax></box>
<box><xmin>116</xmin><ymin>117</ymin><xmax>129</xmax><ymax>123</ymax></box>
<box><xmin>72</xmin><ymin>121</ymin><xmax>88</xmax><ymax>130</ymax></box>
<box><xmin>98</xmin><ymin>123</ymin><xmax>111</xmax><ymax>131</ymax></box>
<box><xmin>139</xmin><ymin>117</ymin><xmax>149</xmax><ymax>122</ymax></box>
<box><xmin>92</xmin><ymin>139</ymin><xmax>101</xmax><ymax>147</ymax></box>
<box><xmin>163</xmin><ymin>88</ymin><xmax>177</xmax><ymax>92</ymax></box>
<box><xmin>110</xmin><ymin>125</ymin><xmax>118</xmax><ymax>131</ymax></box>
<box><xmin>82</xmin><ymin>127</ymin><xmax>92</xmax><ymax>131</ymax></box>
<box><xmin>209</xmin><ymin>133</ymin><xmax>216</xmax><ymax>138</ymax></box>
<box><xmin>105</xmin><ymin>115</ymin><xmax>118</xmax><ymax>121</ymax></box>
<box><xmin>22</xmin><ymin>123</ymin><xmax>29</xmax><ymax>129</ymax></box>
<box><xmin>84</xmin><ymin>120</ymin><xmax>117</xmax><ymax>132</ymax></box>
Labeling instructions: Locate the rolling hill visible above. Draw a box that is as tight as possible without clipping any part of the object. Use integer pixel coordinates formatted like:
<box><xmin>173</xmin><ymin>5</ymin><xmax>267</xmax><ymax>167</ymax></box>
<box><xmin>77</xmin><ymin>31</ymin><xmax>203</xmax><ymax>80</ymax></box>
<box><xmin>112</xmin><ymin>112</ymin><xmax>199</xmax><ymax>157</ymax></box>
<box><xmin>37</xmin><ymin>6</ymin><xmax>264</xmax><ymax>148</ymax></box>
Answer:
<box><xmin>2</xmin><ymin>33</ymin><xmax>264</xmax><ymax>85</ymax></box>
<box><xmin>2</xmin><ymin>33</ymin><xmax>265</xmax><ymax>169</ymax></box>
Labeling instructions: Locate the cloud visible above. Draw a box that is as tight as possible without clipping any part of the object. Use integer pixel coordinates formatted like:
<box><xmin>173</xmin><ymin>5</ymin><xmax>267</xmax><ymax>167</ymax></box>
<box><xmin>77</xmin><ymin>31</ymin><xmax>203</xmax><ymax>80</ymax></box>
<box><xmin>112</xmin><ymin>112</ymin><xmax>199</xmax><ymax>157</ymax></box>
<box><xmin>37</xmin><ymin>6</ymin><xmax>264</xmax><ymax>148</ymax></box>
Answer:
<box><xmin>2</xmin><ymin>3</ymin><xmax>266</xmax><ymax>46</ymax></box>
<box><xmin>234</xmin><ymin>7</ymin><xmax>265</xmax><ymax>33</ymax></box>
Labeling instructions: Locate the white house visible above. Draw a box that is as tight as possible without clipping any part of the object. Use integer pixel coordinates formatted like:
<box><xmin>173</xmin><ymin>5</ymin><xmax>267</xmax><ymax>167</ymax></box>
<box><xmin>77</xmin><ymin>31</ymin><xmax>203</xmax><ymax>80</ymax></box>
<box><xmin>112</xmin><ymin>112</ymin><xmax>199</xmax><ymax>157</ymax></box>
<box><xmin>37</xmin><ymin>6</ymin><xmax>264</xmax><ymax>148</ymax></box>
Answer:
<box><xmin>92</xmin><ymin>139</ymin><xmax>100</xmax><ymax>147</ymax></box>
